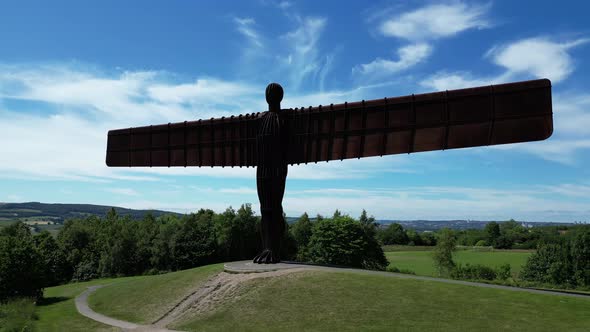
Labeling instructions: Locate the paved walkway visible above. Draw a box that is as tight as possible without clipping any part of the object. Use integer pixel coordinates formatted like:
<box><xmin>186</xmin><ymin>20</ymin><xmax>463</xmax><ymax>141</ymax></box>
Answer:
<box><xmin>75</xmin><ymin>285</ymin><xmax>180</xmax><ymax>332</ymax></box>
<box><xmin>76</xmin><ymin>262</ymin><xmax>590</xmax><ymax>331</ymax></box>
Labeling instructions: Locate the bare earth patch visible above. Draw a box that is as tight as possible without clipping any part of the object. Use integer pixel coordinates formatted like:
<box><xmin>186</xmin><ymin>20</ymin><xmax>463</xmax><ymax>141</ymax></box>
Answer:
<box><xmin>154</xmin><ymin>268</ymin><xmax>308</xmax><ymax>328</ymax></box>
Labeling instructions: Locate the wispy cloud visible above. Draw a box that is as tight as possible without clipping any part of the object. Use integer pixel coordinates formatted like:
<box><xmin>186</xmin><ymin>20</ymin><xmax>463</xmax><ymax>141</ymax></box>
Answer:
<box><xmin>379</xmin><ymin>2</ymin><xmax>490</xmax><ymax>41</ymax></box>
<box><xmin>127</xmin><ymin>184</ymin><xmax>590</xmax><ymax>221</ymax></box>
<box><xmin>358</xmin><ymin>2</ymin><xmax>491</xmax><ymax>80</ymax></box>
<box><xmin>0</xmin><ymin>63</ymin><xmax>413</xmax><ymax>182</ymax></box>
<box><xmin>234</xmin><ymin>17</ymin><xmax>263</xmax><ymax>48</ymax></box>
<box><xmin>279</xmin><ymin>16</ymin><xmax>330</xmax><ymax>91</ymax></box>
<box><xmin>284</xmin><ymin>184</ymin><xmax>590</xmax><ymax>222</ymax></box>
<box><xmin>353</xmin><ymin>43</ymin><xmax>432</xmax><ymax>77</ymax></box>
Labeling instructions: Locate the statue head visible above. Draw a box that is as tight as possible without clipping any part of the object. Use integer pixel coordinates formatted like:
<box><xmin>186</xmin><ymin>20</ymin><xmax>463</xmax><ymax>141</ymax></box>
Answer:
<box><xmin>265</xmin><ymin>83</ymin><xmax>283</xmax><ymax>112</ymax></box>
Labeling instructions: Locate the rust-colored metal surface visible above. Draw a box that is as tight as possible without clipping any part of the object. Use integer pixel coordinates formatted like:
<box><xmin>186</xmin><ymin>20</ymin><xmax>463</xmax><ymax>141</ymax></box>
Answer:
<box><xmin>106</xmin><ymin>79</ymin><xmax>553</xmax><ymax>168</ymax></box>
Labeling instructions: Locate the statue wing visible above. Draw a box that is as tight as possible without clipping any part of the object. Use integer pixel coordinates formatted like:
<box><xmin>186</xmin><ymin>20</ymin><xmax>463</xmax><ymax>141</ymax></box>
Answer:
<box><xmin>106</xmin><ymin>113</ymin><xmax>261</xmax><ymax>167</ymax></box>
<box><xmin>284</xmin><ymin>79</ymin><xmax>553</xmax><ymax>165</ymax></box>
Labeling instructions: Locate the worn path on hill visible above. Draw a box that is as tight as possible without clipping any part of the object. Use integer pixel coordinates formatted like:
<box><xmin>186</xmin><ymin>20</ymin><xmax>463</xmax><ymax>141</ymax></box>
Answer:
<box><xmin>75</xmin><ymin>262</ymin><xmax>590</xmax><ymax>331</ymax></box>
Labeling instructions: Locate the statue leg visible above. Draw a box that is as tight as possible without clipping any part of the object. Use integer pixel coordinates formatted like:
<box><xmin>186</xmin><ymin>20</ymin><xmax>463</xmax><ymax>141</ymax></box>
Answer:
<box><xmin>253</xmin><ymin>165</ymin><xmax>287</xmax><ymax>264</ymax></box>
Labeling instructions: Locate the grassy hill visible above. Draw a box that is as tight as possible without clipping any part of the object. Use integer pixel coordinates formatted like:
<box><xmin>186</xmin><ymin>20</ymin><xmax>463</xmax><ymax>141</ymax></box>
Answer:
<box><xmin>11</xmin><ymin>262</ymin><xmax>588</xmax><ymax>332</ymax></box>
<box><xmin>174</xmin><ymin>271</ymin><xmax>590</xmax><ymax>332</ymax></box>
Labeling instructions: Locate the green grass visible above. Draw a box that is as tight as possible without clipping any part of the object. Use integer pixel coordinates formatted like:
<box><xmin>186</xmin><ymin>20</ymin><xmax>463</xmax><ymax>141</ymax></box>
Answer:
<box><xmin>88</xmin><ymin>263</ymin><xmax>224</xmax><ymax>324</ymax></box>
<box><xmin>386</xmin><ymin>249</ymin><xmax>531</xmax><ymax>277</ymax></box>
<box><xmin>174</xmin><ymin>270</ymin><xmax>590</xmax><ymax>332</ymax></box>
<box><xmin>35</xmin><ymin>279</ymin><xmax>117</xmax><ymax>332</ymax></box>
<box><xmin>0</xmin><ymin>298</ymin><xmax>37</xmax><ymax>332</ymax></box>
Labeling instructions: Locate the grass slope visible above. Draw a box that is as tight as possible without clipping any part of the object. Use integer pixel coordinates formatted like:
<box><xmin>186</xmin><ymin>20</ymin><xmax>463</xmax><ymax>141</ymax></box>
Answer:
<box><xmin>386</xmin><ymin>249</ymin><xmax>531</xmax><ymax>277</ymax></box>
<box><xmin>88</xmin><ymin>263</ymin><xmax>223</xmax><ymax>324</ymax></box>
<box><xmin>175</xmin><ymin>270</ymin><xmax>590</xmax><ymax>332</ymax></box>
<box><xmin>35</xmin><ymin>279</ymin><xmax>117</xmax><ymax>332</ymax></box>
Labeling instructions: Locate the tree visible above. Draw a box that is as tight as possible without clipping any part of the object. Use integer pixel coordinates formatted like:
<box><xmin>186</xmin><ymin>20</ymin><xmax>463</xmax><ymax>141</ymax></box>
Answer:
<box><xmin>308</xmin><ymin>214</ymin><xmax>388</xmax><ymax>270</ymax></box>
<box><xmin>34</xmin><ymin>231</ymin><xmax>68</xmax><ymax>286</ymax></box>
<box><xmin>570</xmin><ymin>229</ymin><xmax>590</xmax><ymax>286</ymax></box>
<box><xmin>379</xmin><ymin>223</ymin><xmax>409</xmax><ymax>245</ymax></box>
<box><xmin>291</xmin><ymin>213</ymin><xmax>313</xmax><ymax>261</ymax></box>
<box><xmin>484</xmin><ymin>222</ymin><xmax>501</xmax><ymax>247</ymax></box>
<box><xmin>0</xmin><ymin>222</ymin><xmax>44</xmax><ymax>301</ymax></box>
<box><xmin>433</xmin><ymin>228</ymin><xmax>456</xmax><ymax>276</ymax></box>
<box><xmin>521</xmin><ymin>243</ymin><xmax>572</xmax><ymax>286</ymax></box>
<box><xmin>170</xmin><ymin>211</ymin><xmax>217</xmax><ymax>270</ymax></box>
<box><xmin>214</xmin><ymin>204</ymin><xmax>260</xmax><ymax>261</ymax></box>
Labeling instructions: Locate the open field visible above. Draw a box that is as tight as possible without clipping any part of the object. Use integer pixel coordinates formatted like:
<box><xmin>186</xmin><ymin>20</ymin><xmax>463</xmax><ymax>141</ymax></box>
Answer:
<box><xmin>88</xmin><ymin>263</ymin><xmax>223</xmax><ymax>324</ymax></box>
<box><xmin>174</xmin><ymin>270</ymin><xmax>590</xmax><ymax>332</ymax></box>
<box><xmin>386</xmin><ymin>248</ymin><xmax>532</xmax><ymax>277</ymax></box>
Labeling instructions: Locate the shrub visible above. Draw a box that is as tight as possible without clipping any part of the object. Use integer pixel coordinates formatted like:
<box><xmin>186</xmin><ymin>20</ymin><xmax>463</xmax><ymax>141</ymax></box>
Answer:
<box><xmin>451</xmin><ymin>264</ymin><xmax>497</xmax><ymax>281</ymax></box>
<box><xmin>387</xmin><ymin>266</ymin><xmax>416</xmax><ymax>275</ymax></box>
<box><xmin>496</xmin><ymin>264</ymin><xmax>512</xmax><ymax>281</ymax></box>
<box><xmin>308</xmin><ymin>215</ymin><xmax>388</xmax><ymax>270</ymax></box>
<box><xmin>475</xmin><ymin>240</ymin><xmax>487</xmax><ymax>247</ymax></box>
<box><xmin>520</xmin><ymin>243</ymin><xmax>573</xmax><ymax>286</ymax></box>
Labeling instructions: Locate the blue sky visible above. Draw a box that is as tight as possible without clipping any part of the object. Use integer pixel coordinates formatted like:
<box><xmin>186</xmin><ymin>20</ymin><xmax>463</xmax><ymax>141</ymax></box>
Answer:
<box><xmin>1</xmin><ymin>0</ymin><xmax>589</xmax><ymax>222</ymax></box>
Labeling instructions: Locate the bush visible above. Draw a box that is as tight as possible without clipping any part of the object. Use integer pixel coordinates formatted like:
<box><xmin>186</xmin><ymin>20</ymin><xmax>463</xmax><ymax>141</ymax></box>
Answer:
<box><xmin>387</xmin><ymin>266</ymin><xmax>416</xmax><ymax>275</ymax></box>
<box><xmin>308</xmin><ymin>215</ymin><xmax>388</xmax><ymax>270</ymax></box>
<box><xmin>475</xmin><ymin>240</ymin><xmax>487</xmax><ymax>247</ymax></box>
<box><xmin>496</xmin><ymin>264</ymin><xmax>512</xmax><ymax>281</ymax></box>
<box><xmin>451</xmin><ymin>264</ymin><xmax>497</xmax><ymax>281</ymax></box>
<box><xmin>72</xmin><ymin>261</ymin><xmax>98</xmax><ymax>282</ymax></box>
<box><xmin>520</xmin><ymin>243</ymin><xmax>573</xmax><ymax>286</ymax></box>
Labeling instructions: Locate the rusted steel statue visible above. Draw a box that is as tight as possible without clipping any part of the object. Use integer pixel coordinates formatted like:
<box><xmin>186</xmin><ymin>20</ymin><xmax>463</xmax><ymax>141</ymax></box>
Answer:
<box><xmin>106</xmin><ymin>78</ymin><xmax>553</xmax><ymax>263</ymax></box>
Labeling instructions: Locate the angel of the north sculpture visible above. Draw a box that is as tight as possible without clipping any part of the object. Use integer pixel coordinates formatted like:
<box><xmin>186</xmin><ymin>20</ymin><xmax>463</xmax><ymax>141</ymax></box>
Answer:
<box><xmin>106</xmin><ymin>78</ymin><xmax>553</xmax><ymax>264</ymax></box>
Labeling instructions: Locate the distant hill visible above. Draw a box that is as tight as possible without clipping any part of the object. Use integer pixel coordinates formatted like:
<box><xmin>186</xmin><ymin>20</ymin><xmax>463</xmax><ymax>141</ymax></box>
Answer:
<box><xmin>1</xmin><ymin>202</ymin><xmax>579</xmax><ymax>231</ymax></box>
<box><xmin>376</xmin><ymin>219</ymin><xmax>577</xmax><ymax>231</ymax></box>
<box><xmin>0</xmin><ymin>202</ymin><xmax>182</xmax><ymax>224</ymax></box>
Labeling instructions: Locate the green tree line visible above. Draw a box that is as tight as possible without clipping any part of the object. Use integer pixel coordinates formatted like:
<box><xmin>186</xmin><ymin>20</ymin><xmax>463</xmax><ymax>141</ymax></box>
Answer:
<box><xmin>0</xmin><ymin>206</ymin><xmax>387</xmax><ymax>302</ymax></box>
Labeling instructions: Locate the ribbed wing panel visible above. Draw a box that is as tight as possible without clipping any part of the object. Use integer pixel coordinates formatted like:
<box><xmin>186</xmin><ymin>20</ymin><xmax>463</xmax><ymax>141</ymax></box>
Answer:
<box><xmin>284</xmin><ymin>79</ymin><xmax>553</xmax><ymax>165</ymax></box>
<box><xmin>106</xmin><ymin>113</ymin><xmax>261</xmax><ymax>167</ymax></box>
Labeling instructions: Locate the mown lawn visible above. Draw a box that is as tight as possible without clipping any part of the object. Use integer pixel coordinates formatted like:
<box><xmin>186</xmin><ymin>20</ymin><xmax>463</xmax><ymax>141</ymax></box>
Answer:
<box><xmin>35</xmin><ymin>278</ymin><xmax>118</xmax><ymax>332</ymax></box>
<box><xmin>88</xmin><ymin>263</ymin><xmax>223</xmax><ymax>324</ymax></box>
<box><xmin>386</xmin><ymin>249</ymin><xmax>531</xmax><ymax>277</ymax></box>
<box><xmin>174</xmin><ymin>270</ymin><xmax>590</xmax><ymax>332</ymax></box>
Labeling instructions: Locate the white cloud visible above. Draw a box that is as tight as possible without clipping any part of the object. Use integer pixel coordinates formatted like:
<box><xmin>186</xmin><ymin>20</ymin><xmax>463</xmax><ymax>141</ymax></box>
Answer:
<box><xmin>419</xmin><ymin>36</ymin><xmax>590</xmax><ymax>165</ymax></box>
<box><xmin>379</xmin><ymin>3</ymin><xmax>489</xmax><ymax>41</ymax></box>
<box><xmin>420</xmin><ymin>71</ymin><xmax>512</xmax><ymax>91</ymax></box>
<box><xmin>147</xmin><ymin>78</ymin><xmax>260</xmax><ymax>105</ymax></box>
<box><xmin>359</xmin><ymin>3</ymin><xmax>490</xmax><ymax>81</ymax></box>
<box><xmin>422</xmin><ymin>37</ymin><xmax>589</xmax><ymax>91</ymax></box>
<box><xmin>487</xmin><ymin>37</ymin><xmax>589</xmax><ymax>83</ymax></box>
<box><xmin>280</xmin><ymin>16</ymin><xmax>330</xmax><ymax>90</ymax></box>
<box><xmin>283</xmin><ymin>185</ymin><xmax>590</xmax><ymax>222</ymax></box>
<box><xmin>354</xmin><ymin>43</ymin><xmax>432</xmax><ymax>76</ymax></box>
<box><xmin>102</xmin><ymin>184</ymin><xmax>590</xmax><ymax>222</ymax></box>
<box><xmin>0</xmin><ymin>64</ymin><xmax>413</xmax><ymax>182</ymax></box>
<box><xmin>234</xmin><ymin>17</ymin><xmax>263</xmax><ymax>48</ymax></box>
